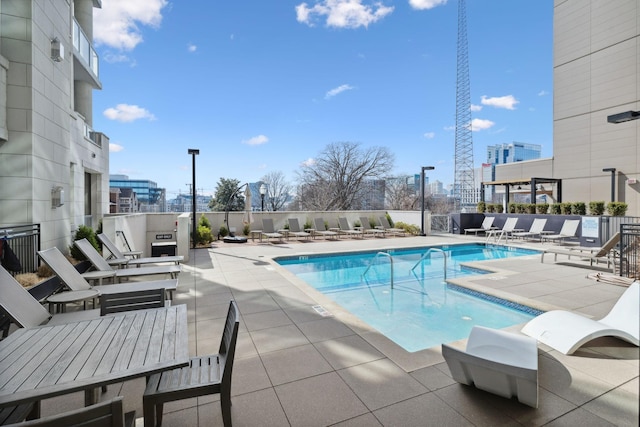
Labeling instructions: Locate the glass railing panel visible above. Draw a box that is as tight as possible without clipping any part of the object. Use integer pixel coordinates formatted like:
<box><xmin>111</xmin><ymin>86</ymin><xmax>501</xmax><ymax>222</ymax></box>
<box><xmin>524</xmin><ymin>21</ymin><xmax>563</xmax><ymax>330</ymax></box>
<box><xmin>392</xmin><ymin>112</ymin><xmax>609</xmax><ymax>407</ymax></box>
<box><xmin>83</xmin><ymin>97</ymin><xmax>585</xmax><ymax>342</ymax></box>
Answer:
<box><xmin>72</xmin><ymin>18</ymin><xmax>100</xmax><ymax>80</ymax></box>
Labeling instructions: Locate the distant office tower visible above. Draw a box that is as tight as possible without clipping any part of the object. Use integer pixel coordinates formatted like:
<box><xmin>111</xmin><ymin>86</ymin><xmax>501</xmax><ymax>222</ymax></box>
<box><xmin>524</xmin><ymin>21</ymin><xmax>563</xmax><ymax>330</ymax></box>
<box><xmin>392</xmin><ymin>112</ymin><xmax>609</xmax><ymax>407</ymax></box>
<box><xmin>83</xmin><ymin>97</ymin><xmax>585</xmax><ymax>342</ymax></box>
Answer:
<box><xmin>109</xmin><ymin>175</ymin><xmax>166</xmax><ymax>212</ymax></box>
<box><xmin>486</xmin><ymin>142</ymin><xmax>542</xmax><ymax>164</ymax></box>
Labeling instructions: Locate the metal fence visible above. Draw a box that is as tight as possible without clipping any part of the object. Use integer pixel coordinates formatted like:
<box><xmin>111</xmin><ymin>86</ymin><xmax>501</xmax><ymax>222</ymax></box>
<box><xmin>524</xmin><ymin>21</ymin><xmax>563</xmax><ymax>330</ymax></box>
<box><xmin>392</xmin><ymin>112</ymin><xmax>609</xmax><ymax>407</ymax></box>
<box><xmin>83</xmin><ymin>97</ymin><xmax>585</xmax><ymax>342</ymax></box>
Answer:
<box><xmin>619</xmin><ymin>223</ymin><xmax>640</xmax><ymax>279</ymax></box>
<box><xmin>431</xmin><ymin>215</ymin><xmax>450</xmax><ymax>233</ymax></box>
<box><xmin>0</xmin><ymin>224</ymin><xmax>41</xmax><ymax>275</ymax></box>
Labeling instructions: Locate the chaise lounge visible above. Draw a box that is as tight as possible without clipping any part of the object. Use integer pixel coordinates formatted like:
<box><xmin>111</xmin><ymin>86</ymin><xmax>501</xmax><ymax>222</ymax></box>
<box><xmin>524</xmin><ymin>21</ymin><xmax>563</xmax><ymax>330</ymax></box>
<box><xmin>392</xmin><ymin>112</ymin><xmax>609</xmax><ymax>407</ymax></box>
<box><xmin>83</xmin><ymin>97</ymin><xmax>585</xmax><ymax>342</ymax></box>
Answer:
<box><xmin>521</xmin><ymin>282</ymin><xmax>639</xmax><ymax>354</ymax></box>
<box><xmin>442</xmin><ymin>325</ymin><xmax>539</xmax><ymax>408</ymax></box>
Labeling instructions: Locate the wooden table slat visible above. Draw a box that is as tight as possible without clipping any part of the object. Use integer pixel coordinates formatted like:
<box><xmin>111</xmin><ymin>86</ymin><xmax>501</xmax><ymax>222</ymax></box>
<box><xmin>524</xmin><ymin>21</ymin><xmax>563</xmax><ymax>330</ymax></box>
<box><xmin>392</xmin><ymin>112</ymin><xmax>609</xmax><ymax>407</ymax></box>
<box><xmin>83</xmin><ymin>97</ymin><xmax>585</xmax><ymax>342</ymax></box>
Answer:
<box><xmin>144</xmin><ymin>308</ymin><xmax>168</xmax><ymax>365</ymax></box>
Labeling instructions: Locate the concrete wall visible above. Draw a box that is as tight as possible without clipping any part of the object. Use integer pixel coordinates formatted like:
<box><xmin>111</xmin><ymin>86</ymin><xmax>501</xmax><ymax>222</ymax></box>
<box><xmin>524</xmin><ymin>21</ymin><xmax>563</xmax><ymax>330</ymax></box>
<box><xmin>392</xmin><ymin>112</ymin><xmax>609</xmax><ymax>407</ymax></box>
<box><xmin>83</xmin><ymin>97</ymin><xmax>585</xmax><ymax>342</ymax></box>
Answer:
<box><xmin>552</xmin><ymin>0</ymin><xmax>639</xmax><ymax>213</ymax></box>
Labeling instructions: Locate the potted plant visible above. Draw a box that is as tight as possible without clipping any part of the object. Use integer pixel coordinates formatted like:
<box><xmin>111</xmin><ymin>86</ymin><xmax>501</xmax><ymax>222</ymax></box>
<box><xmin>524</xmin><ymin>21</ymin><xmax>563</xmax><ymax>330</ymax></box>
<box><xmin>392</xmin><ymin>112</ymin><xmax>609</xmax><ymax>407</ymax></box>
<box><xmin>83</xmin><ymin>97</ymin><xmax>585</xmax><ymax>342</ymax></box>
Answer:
<box><xmin>536</xmin><ymin>203</ymin><xmax>549</xmax><ymax>214</ymax></box>
<box><xmin>606</xmin><ymin>202</ymin><xmax>628</xmax><ymax>216</ymax></box>
<box><xmin>589</xmin><ymin>201</ymin><xmax>605</xmax><ymax>215</ymax></box>
<box><xmin>572</xmin><ymin>202</ymin><xmax>586</xmax><ymax>215</ymax></box>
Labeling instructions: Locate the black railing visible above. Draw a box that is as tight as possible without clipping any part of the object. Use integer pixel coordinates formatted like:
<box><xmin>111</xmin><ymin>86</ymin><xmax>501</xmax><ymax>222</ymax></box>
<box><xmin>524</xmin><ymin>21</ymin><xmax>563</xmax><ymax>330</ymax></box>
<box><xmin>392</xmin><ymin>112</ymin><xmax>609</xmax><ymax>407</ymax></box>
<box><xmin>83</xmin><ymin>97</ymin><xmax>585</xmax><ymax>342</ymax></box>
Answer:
<box><xmin>1</xmin><ymin>224</ymin><xmax>41</xmax><ymax>275</ymax></box>
<box><xmin>619</xmin><ymin>223</ymin><xmax>640</xmax><ymax>279</ymax></box>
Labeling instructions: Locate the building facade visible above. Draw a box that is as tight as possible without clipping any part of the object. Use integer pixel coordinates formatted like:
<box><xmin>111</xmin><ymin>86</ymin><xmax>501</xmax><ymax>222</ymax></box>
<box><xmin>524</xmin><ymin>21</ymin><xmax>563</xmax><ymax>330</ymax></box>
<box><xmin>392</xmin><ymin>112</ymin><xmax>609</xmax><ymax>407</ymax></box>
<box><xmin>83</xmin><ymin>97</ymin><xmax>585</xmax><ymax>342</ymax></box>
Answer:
<box><xmin>109</xmin><ymin>175</ymin><xmax>166</xmax><ymax>213</ymax></box>
<box><xmin>486</xmin><ymin>142</ymin><xmax>541</xmax><ymax>165</ymax></box>
<box><xmin>493</xmin><ymin>0</ymin><xmax>639</xmax><ymax>215</ymax></box>
<box><xmin>0</xmin><ymin>0</ymin><xmax>108</xmax><ymax>250</ymax></box>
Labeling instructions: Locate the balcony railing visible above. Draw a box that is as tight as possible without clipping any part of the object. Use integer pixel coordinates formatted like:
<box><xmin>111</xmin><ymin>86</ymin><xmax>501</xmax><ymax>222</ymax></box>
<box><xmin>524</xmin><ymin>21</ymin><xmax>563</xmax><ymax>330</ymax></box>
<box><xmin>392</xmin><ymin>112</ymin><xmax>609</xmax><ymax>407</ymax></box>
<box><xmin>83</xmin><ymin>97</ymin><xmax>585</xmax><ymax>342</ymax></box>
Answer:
<box><xmin>72</xmin><ymin>18</ymin><xmax>99</xmax><ymax>79</ymax></box>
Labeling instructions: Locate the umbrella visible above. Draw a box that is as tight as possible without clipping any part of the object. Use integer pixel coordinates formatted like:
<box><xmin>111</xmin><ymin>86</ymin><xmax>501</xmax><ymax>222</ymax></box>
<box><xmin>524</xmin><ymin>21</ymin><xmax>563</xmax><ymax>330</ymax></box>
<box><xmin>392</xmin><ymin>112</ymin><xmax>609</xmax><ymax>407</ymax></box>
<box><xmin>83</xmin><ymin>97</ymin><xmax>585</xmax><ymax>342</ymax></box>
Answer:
<box><xmin>243</xmin><ymin>184</ymin><xmax>253</xmax><ymax>225</ymax></box>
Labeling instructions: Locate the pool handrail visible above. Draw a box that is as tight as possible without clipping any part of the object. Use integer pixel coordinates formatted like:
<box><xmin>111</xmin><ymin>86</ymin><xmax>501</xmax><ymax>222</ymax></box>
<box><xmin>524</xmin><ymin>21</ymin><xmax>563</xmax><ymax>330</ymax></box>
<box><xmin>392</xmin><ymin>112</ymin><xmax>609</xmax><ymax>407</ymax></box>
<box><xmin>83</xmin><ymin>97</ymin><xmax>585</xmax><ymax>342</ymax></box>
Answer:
<box><xmin>411</xmin><ymin>248</ymin><xmax>447</xmax><ymax>281</ymax></box>
<box><xmin>362</xmin><ymin>252</ymin><xmax>394</xmax><ymax>289</ymax></box>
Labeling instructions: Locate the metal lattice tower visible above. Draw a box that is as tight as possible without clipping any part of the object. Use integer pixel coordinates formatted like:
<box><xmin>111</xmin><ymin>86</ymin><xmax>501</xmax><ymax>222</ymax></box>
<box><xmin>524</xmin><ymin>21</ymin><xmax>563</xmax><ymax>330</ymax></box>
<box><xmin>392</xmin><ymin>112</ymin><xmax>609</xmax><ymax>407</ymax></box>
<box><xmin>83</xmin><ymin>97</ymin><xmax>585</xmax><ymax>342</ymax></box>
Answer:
<box><xmin>453</xmin><ymin>0</ymin><xmax>475</xmax><ymax>211</ymax></box>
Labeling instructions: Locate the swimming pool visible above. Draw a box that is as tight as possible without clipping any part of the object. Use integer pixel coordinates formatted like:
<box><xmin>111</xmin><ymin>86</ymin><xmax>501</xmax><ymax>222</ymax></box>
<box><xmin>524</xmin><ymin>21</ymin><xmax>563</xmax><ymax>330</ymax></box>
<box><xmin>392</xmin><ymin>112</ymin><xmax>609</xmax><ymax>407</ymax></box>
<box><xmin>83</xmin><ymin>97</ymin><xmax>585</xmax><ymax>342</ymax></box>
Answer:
<box><xmin>276</xmin><ymin>243</ymin><xmax>542</xmax><ymax>352</ymax></box>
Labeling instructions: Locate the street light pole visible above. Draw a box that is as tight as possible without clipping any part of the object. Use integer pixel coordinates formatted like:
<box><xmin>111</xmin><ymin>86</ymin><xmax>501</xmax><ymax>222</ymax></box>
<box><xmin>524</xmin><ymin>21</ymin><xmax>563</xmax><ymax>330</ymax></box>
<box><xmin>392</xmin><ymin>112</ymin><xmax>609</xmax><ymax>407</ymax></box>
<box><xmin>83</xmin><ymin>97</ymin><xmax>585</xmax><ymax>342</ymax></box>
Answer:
<box><xmin>603</xmin><ymin>168</ymin><xmax>616</xmax><ymax>202</ymax></box>
<box><xmin>259</xmin><ymin>183</ymin><xmax>267</xmax><ymax>212</ymax></box>
<box><xmin>188</xmin><ymin>149</ymin><xmax>199</xmax><ymax>248</ymax></box>
<box><xmin>420</xmin><ymin>166</ymin><xmax>435</xmax><ymax>236</ymax></box>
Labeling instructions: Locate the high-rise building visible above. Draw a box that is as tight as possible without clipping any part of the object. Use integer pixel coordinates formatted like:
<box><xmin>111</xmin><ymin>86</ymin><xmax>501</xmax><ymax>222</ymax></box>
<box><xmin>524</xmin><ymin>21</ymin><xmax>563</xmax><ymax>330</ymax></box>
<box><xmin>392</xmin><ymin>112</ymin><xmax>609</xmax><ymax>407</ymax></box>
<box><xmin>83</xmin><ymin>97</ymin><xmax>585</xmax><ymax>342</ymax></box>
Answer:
<box><xmin>109</xmin><ymin>175</ymin><xmax>166</xmax><ymax>213</ymax></box>
<box><xmin>486</xmin><ymin>142</ymin><xmax>542</xmax><ymax>165</ymax></box>
<box><xmin>0</xmin><ymin>0</ymin><xmax>108</xmax><ymax>249</ymax></box>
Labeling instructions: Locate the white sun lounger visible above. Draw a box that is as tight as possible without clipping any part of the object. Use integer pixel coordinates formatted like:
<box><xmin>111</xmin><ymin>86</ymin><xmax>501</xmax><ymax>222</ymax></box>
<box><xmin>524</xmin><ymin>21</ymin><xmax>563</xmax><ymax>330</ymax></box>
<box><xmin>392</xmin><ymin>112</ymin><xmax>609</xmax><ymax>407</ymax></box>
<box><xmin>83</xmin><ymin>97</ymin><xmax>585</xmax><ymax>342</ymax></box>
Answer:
<box><xmin>98</xmin><ymin>233</ymin><xmax>183</xmax><ymax>266</ymax></box>
<box><xmin>521</xmin><ymin>282</ymin><xmax>639</xmax><ymax>355</ymax></box>
<box><xmin>541</xmin><ymin>219</ymin><xmax>580</xmax><ymax>243</ymax></box>
<box><xmin>442</xmin><ymin>326</ymin><xmax>538</xmax><ymax>408</ymax></box>
<box><xmin>464</xmin><ymin>217</ymin><xmax>496</xmax><ymax>235</ymax></box>
<box><xmin>512</xmin><ymin>218</ymin><xmax>547</xmax><ymax>241</ymax></box>
<box><xmin>540</xmin><ymin>232</ymin><xmax>620</xmax><ymax>271</ymax></box>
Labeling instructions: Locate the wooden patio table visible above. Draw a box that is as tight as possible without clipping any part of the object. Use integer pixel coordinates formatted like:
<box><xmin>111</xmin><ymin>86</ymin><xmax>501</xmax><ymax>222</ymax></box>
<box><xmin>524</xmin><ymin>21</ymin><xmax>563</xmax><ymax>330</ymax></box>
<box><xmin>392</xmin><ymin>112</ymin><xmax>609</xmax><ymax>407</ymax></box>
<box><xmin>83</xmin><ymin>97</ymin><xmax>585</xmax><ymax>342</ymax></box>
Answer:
<box><xmin>0</xmin><ymin>304</ymin><xmax>188</xmax><ymax>413</ymax></box>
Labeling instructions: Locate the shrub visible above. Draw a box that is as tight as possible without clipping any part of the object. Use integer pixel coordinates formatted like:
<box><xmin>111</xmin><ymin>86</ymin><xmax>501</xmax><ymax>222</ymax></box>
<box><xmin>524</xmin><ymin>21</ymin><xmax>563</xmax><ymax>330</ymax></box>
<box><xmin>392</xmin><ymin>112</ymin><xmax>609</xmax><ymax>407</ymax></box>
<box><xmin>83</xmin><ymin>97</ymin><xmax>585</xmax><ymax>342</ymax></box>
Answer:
<box><xmin>486</xmin><ymin>204</ymin><xmax>495</xmax><ymax>213</ymax></box>
<box><xmin>526</xmin><ymin>203</ymin><xmax>537</xmax><ymax>214</ymax></box>
<box><xmin>243</xmin><ymin>224</ymin><xmax>251</xmax><ymax>236</ymax></box>
<box><xmin>394</xmin><ymin>221</ymin><xmax>421</xmax><ymax>235</ymax></box>
<box><xmin>69</xmin><ymin>225</ymin><xmax>99</xmax><ymax>261</ymax></box>
<box><xmin>304</xmin><ymin>219</ymin><xmax>313</xmax><ymax>230</ymax></box>
<box><xmin>508</xmin><ymin>203</ymin><xmax>516</xmax><ymax>214</ymax></box>
<box><xmin>198</xmin><ymin>214</ymin><xmax>211</xmax><ymax>229</ymax></box>
<box><xmin>560</xmin><ymin>203</ymin><xmax>573</xmax><ymax>215</ymax></box>
<box><xmin>589</xmin><ymin>201</ymin><xmax>605</xmax><ymax>215</ymax></box>
<box><xmin>550</xmin><ymin>203</ymin><xmax>562</xmax><ymax>214</ymax></box>
<box><xmin>606</xmin><ymin>202</ymin><xmax>628</xmax><ymax>216</ymax></box>
<box><xmin>494</xmin><ymin>204</ymin><xmax>504</xmax><ymax>213</ymax></box>
<box><xmin>354</xmin><ymin>219</ymin><xmax>362</xmax><ymax>227</ymax></box>
<box><xmin>536</xmin><ymin>203</ymin><xmax>549</xmax><ymax>214</ymax></box>
<box><xmin>385</xmin><ymin>212</ymin><xmax>394</xmax><ymax>227</ymax></box>
<box><xmin>515</xmin><ymin>203</ymin><xmax>526</xmax><ymax>214</ymax></box>
<box><xmin>476</xmin><ymin>201</ymin><xmax>486</xmax><ymax>213</ymax></box>
<box><xmin>218</xmin><ymin>225</ymin><xmax>229</xmax><ymax>238</ymax></box>
<box><xmin>572</xmin><ymin>202</ymin><xmax>586</xmax><ymax>215</ymax></box>
<box><xmin>195</xmin><ymin>224</ymin><xmax>213</xmax><ymax>245</ymax></box>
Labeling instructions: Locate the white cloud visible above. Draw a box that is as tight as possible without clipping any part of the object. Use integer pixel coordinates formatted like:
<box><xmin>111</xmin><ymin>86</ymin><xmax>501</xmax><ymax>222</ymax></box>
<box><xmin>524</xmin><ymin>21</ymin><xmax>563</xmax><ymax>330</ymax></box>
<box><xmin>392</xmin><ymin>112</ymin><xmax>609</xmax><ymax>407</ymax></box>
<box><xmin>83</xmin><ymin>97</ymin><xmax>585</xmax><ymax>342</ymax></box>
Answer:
<box><xmin>325</xmin><ymin>84</ymin><xmax>355</xmax><ymax>99</ymax></box>
<box><xmin>301</xmin><ymin>158</ymin><xmax>316</xmax><ymax>167</ymax></box>
<box><xmin>470</xmin><ymin>118</ymin><xmax>495</xmax><ymax>131</ymax></box>
<box><xmin>296</xmin><ymin>0</ymin><xmax>394</xmax><ymax>29</ymax></box>
<box><xmin>423</xmin><ymin>132</ymin><xmax>435</xmax><ymax>139</ymax></box>
<box><xmin>109</xmin><ymin>143</ymin><xmax>124</xmax><ymax>152</ymax></box>
<box><xmin>409</xmin><ymin>0</ymin><xmax>447</xmax><ymax>10</ymax></box>
<box><xmin>242</xmin><ymin>135</ymin><xmax>269</xmax><ymax>146</ymax></box>
<box><xmin>470</xmin><ymin>104</ymin><xmax>482</xmax><ymax>112</ymax></box>
<box><xmin>103</xmin><ymin>104</ymin><xmax>156</xmax><ymax>122</ymax></box>
<box><xmin>480</xmin><ymin>95</ymin><xmax>519</xmax><ymax>110</ymax></box>
<box><xmin>538</xmin><ymin>90</ymin><xmax>549</xmax><ymax>96</ymax></box>
<box><xmin>187</xmin><ymin>43</ymin><xmax>197</xmax><ymax>52</ymax></box>
<box><xmin>94</xmin><ymin>0</ymin><xmax>168</xmax><ymax>50</ymax></box>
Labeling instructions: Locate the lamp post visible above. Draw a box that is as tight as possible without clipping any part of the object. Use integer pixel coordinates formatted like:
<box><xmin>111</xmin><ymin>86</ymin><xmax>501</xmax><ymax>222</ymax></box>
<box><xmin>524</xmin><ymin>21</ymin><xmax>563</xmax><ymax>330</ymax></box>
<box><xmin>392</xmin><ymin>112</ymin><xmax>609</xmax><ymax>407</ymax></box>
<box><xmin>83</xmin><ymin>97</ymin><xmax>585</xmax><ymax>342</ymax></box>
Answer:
<box><xmin>259</xmin><ymin>183</ymin><xmax>267</xmax><ymax>212</ymax></box>
<box><xmin>188</xmin><ymin>149</ymin><xmax>199</xmax><ymax>248</ymax></box>
<box><xmin>420</xmin><ymin>166</ymin><xmax>435</xmax><ymax>236</ymax></box>
<box><xmin>603</xmin><ymin>167</ymin><xmax>616</xmax><ymax>202</ymax></box>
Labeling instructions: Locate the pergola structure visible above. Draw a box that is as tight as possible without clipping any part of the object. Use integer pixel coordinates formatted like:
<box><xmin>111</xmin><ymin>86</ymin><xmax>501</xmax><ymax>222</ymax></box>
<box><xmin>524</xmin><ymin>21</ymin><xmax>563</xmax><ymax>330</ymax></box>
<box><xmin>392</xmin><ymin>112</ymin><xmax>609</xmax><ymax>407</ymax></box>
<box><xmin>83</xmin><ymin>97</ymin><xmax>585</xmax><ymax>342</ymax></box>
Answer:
<box><xmin>480</xmin><ymin>177</ymin><xmax>562</xmax><ymax>204</ymax></box>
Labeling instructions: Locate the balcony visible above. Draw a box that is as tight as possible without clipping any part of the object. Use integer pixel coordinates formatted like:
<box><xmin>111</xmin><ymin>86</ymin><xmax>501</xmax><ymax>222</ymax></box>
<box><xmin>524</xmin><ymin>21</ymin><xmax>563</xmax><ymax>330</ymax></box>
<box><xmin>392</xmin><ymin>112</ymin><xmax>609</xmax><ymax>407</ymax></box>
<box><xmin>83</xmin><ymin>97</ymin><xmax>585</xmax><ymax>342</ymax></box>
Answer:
<box><xmin>72</xmin><ymin>18</ymin><xmax>101</xmax><ymax>89</ymax></box>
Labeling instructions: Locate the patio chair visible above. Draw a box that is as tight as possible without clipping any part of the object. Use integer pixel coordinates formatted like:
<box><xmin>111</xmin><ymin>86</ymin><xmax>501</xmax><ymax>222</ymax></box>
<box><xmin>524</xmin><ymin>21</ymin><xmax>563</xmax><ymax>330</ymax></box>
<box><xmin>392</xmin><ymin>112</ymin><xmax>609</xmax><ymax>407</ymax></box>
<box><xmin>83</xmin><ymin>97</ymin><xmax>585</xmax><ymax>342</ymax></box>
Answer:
<box><xmin>338</xmin><ymin>217</ymin><xmax>364</xmax><ymax>239</ymax></box>
<box><xmin>485</xmin><ymin>217</ymin><xmax>522</xmax><ymax>243</ymax></box>
<box><xmin>464</xmin><ymin>216</ymin><xmax>496</xmax><ymax>235</ymax></box>
<box><xmin>359</xmin><ymin>216</ymin><xmax>386</xmax><ymax>237</ymax></box>
<box><xmin>313</xmin><ymin>218</ymin><xmax>338</xmax><ymax>240</ymax></box>
<box><xmin>442</xmin><ymin>325</ymin><xmax>538</xmax><ymax>408</ymax></box>
<box><xmin>4</xmin><ymin>396</ymin><xmax>135</xmax><ymax>427</ymax></box>
<box><xmin>540</xmin><ymin>232</ymin><xmax>620</xmax><ymax>271</ymax></box>
<box><xmin>521</xmin><ymin>281</ymin><xmax>639</xmax><ymax>355</ymax></box>
<box><xmin>541</xmin><ymin>219</ymin><xmax>580</xmax><ymax>243</ymax></box>
<box><xmin>98</xmin><ymin>233</ymin><xmax>183</xmax><ymax>266</ymax></box>
<box><xmin>143</xmin><ymin>301</ymin><xmax>239</xmax><ymax>427</ymax></box>
<box><xmin>378</xmin><ymin>216</ymin><xmax>406</xmax><ymax>236</ymax></box>
<box><xmin>38</xmin><ymin>247</ymin><xmax>178</xmax><ymax>301</ymax></box>
<box><xmin>261</xmin><ymin>218</ymin><xmax>284</xmax><ymax>242</ymax></box>
<box><xmin>287</xmin><ymin>218</ymin><xmax>311</xmax><ymax>240</ymax></box>
<box><xmin>512</xmin><ymin>218</ymin><xmax>547</xmax><ymax>241</ymax></box>
<box><xmin>74</xmin><ymin>239</ymin><xmax>181</xmax><ymax>282</ymax></box>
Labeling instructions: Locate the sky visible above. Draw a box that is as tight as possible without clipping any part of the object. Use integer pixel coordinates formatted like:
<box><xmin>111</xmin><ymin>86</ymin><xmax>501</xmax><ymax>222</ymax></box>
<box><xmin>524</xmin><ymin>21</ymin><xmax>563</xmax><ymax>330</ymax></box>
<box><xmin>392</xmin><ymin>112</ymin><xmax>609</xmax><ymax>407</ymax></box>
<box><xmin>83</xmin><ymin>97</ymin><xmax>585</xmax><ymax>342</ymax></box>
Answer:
<box><xmin>92</xmin><ymin>0</ymin><xmax>553</xmax><ymax>199</ymax></box>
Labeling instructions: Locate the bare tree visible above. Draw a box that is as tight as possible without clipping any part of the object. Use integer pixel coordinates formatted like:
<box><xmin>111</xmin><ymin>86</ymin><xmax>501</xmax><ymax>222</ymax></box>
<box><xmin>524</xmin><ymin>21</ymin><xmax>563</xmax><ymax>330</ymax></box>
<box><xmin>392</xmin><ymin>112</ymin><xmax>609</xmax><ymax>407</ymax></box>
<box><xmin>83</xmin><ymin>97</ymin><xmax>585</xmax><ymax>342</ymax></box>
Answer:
<box><xmin>385</xmin><ymin>175</ymin><xmax>418</xmax><ymax>210</ymax></box>
<box><xmin>260</xmin><ymin>171</ymin><xmax>292</xmax><ymax>212</ymax></box>
<box><xmin>297</xmin><ymin>142</ymin><xmax>394</xmax><ymax>210</ymax></box>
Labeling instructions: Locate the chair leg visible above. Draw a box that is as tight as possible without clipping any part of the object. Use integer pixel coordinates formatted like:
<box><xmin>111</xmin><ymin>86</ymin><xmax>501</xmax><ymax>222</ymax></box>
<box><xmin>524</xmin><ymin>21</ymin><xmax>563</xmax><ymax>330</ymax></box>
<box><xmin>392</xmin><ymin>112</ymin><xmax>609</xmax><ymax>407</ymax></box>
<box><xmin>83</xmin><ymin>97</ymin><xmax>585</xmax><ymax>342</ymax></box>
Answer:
<box><xmin>155</xmin><ymin>403</ymin><xmax>164</xmax><ymax>426</ymax></box>
<box><xmin>143</xmin><ymin>399</ymin><xmax>156</xmax><ymax>427</ymax></box>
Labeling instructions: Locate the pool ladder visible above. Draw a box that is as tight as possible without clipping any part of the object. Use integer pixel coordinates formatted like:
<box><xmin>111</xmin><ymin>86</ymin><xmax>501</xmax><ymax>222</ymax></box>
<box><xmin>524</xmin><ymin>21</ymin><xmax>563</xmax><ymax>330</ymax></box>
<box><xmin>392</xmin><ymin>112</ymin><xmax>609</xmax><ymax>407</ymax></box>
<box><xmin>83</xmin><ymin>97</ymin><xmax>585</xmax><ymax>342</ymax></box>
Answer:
<box><xmin>411</xmin><ymin>248</ymin><xmax>447</xmax><ymax>281</ymax></box>
<box><xmin>362</xmin><ymin>252</ymin><xmax>395</xmax><ymax>288</ymax></box>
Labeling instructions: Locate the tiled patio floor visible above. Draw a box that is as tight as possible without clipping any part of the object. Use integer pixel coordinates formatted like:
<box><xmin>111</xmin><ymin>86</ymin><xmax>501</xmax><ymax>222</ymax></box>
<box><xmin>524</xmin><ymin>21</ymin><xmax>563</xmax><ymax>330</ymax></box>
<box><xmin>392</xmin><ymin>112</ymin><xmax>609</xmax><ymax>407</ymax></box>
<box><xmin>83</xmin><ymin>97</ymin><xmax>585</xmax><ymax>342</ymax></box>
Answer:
<box><xmin>39</xmin><ymin>233</ymin><xmax>639</xmax><ymax>426</ymax></box>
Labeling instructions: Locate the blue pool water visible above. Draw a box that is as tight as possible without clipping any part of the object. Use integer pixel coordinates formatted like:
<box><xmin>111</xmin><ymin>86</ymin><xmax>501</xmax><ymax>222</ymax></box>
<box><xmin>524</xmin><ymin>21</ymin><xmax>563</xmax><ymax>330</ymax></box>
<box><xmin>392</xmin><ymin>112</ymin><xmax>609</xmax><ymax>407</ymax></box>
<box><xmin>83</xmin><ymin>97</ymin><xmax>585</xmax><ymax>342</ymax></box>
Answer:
<box><xmin>276</xmin><ymin>243</ymin><xmax>542</xmax><ymax>352</ymax></box>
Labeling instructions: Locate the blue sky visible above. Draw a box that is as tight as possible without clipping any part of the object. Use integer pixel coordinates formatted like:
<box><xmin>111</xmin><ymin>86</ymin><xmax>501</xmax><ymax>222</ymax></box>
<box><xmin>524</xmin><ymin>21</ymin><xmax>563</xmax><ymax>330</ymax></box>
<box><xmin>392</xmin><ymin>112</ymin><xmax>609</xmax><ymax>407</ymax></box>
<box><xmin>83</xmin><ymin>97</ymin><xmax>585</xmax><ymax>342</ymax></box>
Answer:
<box><xmin>92</xmin><ymin>0</ymin><xmax>553</xmax><ymax>199</ymax></box>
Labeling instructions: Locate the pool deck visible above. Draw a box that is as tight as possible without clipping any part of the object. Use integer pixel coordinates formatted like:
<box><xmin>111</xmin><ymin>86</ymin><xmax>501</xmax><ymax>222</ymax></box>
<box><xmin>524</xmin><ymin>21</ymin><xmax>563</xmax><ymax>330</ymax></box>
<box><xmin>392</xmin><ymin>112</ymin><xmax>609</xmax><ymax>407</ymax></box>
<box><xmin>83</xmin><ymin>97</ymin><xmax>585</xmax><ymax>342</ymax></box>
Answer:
<box><xmin>39</xmin><ymin>233</ymin><xmax>638</xmax><ymax>426</ymax></box>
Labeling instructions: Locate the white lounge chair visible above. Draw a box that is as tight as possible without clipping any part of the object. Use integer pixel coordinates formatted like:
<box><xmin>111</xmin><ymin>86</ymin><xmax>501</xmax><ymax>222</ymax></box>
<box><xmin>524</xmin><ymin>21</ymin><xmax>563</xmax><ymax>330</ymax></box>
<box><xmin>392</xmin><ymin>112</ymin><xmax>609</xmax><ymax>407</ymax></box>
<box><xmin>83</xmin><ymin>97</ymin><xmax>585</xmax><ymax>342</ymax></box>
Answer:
<box><xmin>261</xmin><ymin>218</ymin><xmax>284</xmax><ymax>242</ymax></box>
<box><xmin>338</xmin><ymin>217</ymin><xmax>364</xmax><ymax>239</ymax></box>
<box><xmin>287</xmin><ymin>218</ymin><xmax>311</xmax><ymax>240</ymax></box>
<box><xmin>313</xmin><ymin>218</ymin><xmax>338</xmax><ymax>240</ymax></box>
<box><xmin>521</xmin><ymin>282</ymin><xmax>639</xmax><ymax>355</ymax></box>
<box><xmin>358</xmin><ymin>216</ymin><xmax>386</xmax><ymax>237</ymax></box>
<box><xmin>464</xmin><ymin>217</ymin><xmax>496</xmax><ymax>235</ymax></box>
<box><xmin>378</xmin><ymin>216</ymin><xmax>406</xmax><ymax>236</ymax></box>
<box><xmin>74</xmin><ymin>239</ymin><xmax>181</xmax><ymax>282</ymax></box>
<box><xmin>485</xmin><ymin>217</ymin><xmax>522</xmax><ymax>243</ymax></box>
<box><xmin>442</xmin><ymin>326</ymin><xmax>538</xmax><ymax>408</ymax></box>
<box><xmin>541</xmin><ymin>219</ymin><xmax>580</xmax><ymax>243</ymax></box>
<box><xmin>540</xmin><ymin>232</ymin><xmax>620</xmax><ymax>271</ymax></box>
<box><xmin>512</xmin><ymin>218</ymin><xmax>547</xmax><ymax>241</ymax></box>
<box><xmin>98</xmin><ymin>233</ymin><xmax>183</xmax><ymax>266</ymax></box>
